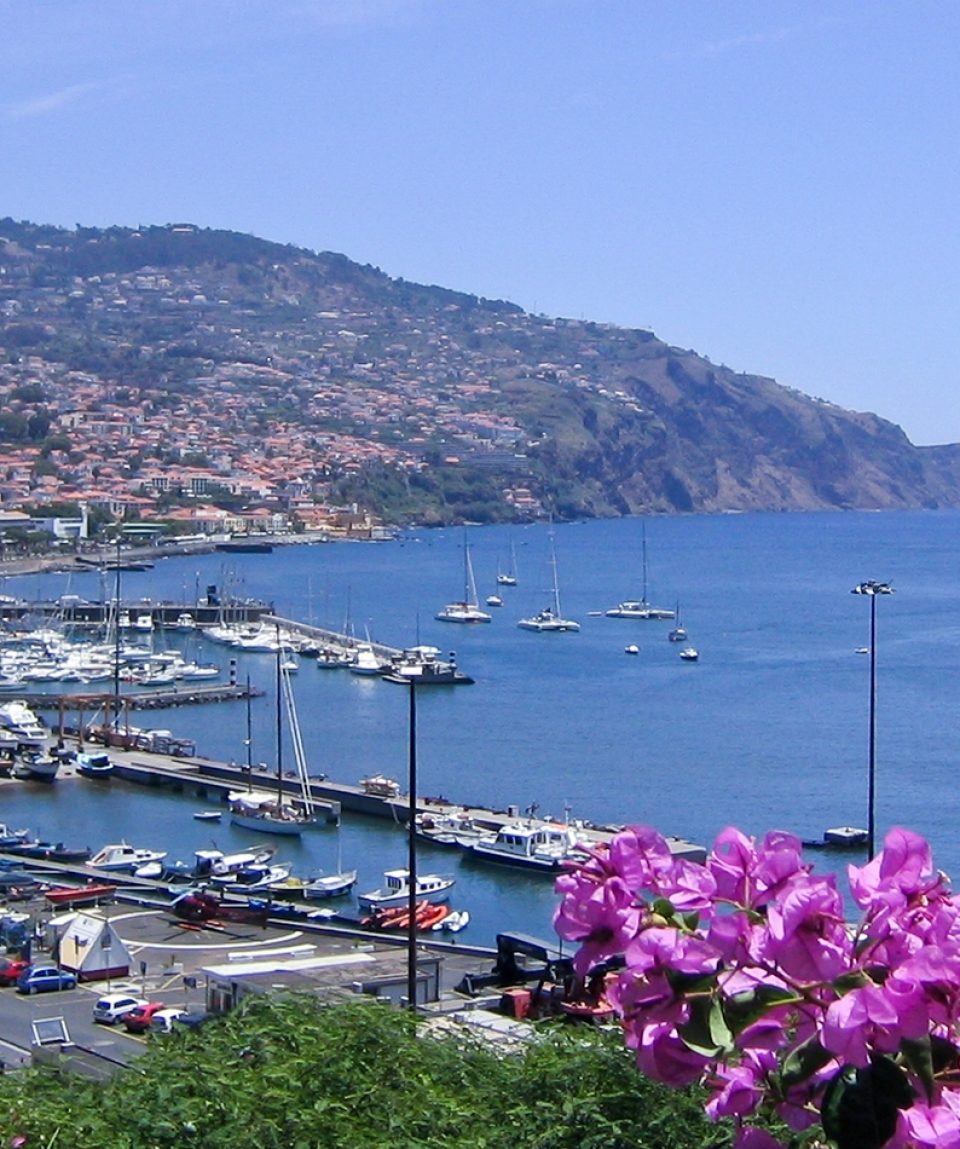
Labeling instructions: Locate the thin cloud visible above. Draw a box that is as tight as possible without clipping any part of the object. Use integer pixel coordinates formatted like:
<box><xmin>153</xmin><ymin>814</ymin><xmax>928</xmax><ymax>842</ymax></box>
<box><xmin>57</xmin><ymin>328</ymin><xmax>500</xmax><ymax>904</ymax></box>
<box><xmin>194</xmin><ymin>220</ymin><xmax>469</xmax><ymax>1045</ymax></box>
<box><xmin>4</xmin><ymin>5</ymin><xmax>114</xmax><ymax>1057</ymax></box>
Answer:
<box><xmin>2</xmin><ymin>77</ymin><xmax>125</xmax><ymax>122</ymax></box>
<box><xmin>663</xmin><ymin>27</ymin><xmax>790</xmax><ymax>62</ymax></box>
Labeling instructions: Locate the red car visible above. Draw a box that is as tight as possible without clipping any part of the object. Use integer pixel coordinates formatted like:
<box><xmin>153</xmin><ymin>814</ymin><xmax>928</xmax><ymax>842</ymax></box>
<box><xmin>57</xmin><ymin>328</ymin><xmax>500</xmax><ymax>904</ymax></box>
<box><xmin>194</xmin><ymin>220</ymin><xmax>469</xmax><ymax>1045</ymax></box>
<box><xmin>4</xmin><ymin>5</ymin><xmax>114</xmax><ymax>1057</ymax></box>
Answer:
<box><xmin>0</xmin><ymin>957</ymin><xmax>30</xmax><ymax>986</ymax></box>
<box><xmin>122</xmin><ymin>1002</ymin><xmax>167</xmax><ymax>1034</ymax></box>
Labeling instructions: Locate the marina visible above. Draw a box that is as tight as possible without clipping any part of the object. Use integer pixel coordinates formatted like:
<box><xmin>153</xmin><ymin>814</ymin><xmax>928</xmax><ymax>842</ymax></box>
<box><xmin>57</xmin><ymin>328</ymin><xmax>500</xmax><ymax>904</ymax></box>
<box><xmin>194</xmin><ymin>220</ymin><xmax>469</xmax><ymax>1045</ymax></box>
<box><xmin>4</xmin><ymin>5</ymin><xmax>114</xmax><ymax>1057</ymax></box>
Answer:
<box><xmin>2</xmin><ymin>509</ymin><xmax>960</xmax><ymax>944</ymax></box>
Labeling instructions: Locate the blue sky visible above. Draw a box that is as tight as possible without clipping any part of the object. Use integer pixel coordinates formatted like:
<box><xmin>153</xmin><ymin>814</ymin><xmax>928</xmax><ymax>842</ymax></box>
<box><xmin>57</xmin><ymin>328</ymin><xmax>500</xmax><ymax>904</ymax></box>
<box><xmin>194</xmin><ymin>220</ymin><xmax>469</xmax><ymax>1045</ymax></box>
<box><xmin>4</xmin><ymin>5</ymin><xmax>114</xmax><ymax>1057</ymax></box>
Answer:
<box><xmin>3</xmin><ymin>1</ymin><xmax>958</xmax><ymax>445</ymax></box>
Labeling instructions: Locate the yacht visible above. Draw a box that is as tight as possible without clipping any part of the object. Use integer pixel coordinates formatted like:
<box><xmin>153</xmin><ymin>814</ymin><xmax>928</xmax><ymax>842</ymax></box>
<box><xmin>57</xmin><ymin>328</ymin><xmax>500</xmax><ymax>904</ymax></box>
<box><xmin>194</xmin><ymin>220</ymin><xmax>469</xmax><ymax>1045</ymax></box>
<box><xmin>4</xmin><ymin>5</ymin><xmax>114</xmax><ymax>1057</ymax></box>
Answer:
<box><xmin>468</xmin><ymin>822</ymin><xmax>586</xmax><ymax>872</ymax></box>
<box><xmin>381</xmin><ymin>646</ymin><xmax>474</xmax><ymax>686</ymax></box>
<box><xmin>679</xmin><ymin>647</ymin><xmax>699</xmax><ymax>662</ymax></box>
<box><xmin>517</xmin><ymin>530</ymin><xmax>579</xmax><ymax>632</ymax></box>
<box><xmin>348</xmin><ymin>642</ymin><xmax>388</xmax><ymax>677</ymax></box>
<box><xmin>88</xmin><ymin>842</ymin><xmax>168</xmax><ymax>871</ymax></box>
<box><xmin>436</xmin><ymin>539</ymin><xmax>491</xmax><ymax>623</ymax></box>
<box><xmin>606</xmin><ymin>522</ymin><xmax>674</xmax><ymax>621</ymax></box>
<box><xmin>357</xmin><ymin>868</ymin><xmax>455</xmax><ymax>911</ymax></box>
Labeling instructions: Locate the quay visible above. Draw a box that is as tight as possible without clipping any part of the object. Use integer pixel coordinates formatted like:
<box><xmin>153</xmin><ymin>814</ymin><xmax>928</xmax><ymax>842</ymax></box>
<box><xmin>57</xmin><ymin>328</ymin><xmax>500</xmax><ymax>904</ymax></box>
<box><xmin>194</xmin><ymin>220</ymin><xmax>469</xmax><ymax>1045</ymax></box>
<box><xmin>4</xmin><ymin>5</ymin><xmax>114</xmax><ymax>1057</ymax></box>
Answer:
<box><xmin>0</xmin><ymin>595</ymin><xmax>273</xmax><ymax>629</ymax></box>
<box><xmin>20</xmin><ymin>682</ymin><xmax>263</xmax><ymax>716</ymax></box>
<box><xmin>25</xmin><ymin>734</ymin><xmax>706</xmax><ymax>862</ymax></box>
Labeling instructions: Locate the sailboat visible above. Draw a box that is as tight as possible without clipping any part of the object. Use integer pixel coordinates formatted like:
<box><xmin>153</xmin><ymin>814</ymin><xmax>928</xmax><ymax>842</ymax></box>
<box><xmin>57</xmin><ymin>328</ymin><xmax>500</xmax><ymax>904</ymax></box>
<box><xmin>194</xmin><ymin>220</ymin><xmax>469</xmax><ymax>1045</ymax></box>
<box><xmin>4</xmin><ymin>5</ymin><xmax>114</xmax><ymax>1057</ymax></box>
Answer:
<box><xmin>606</xmin><ymin>522</ymin><xmax>675</xmax><ymax>620</ymax></box>
<box><xmin>228</xmin><ymin>640</ymin><xmax>324</xmax><ymax>835</ymax></box>
<box><xmin>436</xmin><ymin>536</ymin><xmax>492</xmax><ymax>623</ymax></box>
<box><xmin>496</xmin><ymin>544</ymin><xmax>519</xmax><ymax>586</ymax></box>
<box><xmin>667</xmin><ymin>601</ymin><xmax>687</xmax><ymax>643</ymax></box>
<box><xmin>517</xmin><ymin>530</ymin><xmax>580</xmax><ymax>632</ymax></box>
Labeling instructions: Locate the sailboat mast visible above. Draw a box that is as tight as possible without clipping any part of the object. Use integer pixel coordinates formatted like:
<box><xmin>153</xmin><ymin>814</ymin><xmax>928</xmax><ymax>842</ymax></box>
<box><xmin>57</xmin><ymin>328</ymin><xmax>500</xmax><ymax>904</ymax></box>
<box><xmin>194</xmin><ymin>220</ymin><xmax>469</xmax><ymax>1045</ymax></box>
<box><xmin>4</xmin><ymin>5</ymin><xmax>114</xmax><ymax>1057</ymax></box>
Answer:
<box><xmin>641</xmin><ymin>522</ymin><xmax>648</xmax><ymax>605</ymax></box>
<box><xmin>550</xmin><ymin>531</ymin><xmax>562</xmax><ymax>617</ymax></box>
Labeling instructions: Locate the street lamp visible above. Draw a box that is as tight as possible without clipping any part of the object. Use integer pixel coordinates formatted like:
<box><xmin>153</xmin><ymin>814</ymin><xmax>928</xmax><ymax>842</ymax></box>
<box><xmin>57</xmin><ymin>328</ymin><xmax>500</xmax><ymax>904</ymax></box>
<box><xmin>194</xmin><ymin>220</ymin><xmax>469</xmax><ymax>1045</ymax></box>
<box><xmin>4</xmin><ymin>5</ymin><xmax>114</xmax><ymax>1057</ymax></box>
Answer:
<box><xmin>851</xmin><ymin>580</ymin><xmax>894</xmax><ymax>858</ymax></box>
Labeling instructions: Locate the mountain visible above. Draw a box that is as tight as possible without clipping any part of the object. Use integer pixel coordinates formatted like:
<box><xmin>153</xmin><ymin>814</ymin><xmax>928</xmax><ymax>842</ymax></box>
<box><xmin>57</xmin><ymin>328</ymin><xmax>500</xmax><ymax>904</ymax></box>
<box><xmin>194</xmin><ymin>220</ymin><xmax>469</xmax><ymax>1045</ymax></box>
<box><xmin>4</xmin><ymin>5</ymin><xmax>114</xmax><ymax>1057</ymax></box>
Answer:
<box><xmin>2</xmin><ymin>217</ymin><xmax>959</xmax><ymax>524</ymax></box>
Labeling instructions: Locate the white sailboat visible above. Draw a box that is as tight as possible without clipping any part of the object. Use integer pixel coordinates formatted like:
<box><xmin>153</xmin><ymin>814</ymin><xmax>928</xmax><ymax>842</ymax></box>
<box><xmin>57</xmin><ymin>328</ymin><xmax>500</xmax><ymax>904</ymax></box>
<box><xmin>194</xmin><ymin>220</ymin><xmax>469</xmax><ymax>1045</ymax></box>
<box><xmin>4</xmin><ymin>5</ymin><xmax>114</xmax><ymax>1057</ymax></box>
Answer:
<box><xmin>606</xmin><ymin>522</ymin><xmax>675</xmax><ymax>620</ymax></box>
<box><xmin>496</xmin><ymin>544</ymin><xmax>518</xmax><ymax>586</ymax></box>
<box><xmin>436</xmin><ymin>537</ymin><xmax>491</xmax><ymax>623</ymax></box>
<box><xmin>517</xmin><ymin>530</ymin><xmax>580</xmax><ymax>632</ymax></box>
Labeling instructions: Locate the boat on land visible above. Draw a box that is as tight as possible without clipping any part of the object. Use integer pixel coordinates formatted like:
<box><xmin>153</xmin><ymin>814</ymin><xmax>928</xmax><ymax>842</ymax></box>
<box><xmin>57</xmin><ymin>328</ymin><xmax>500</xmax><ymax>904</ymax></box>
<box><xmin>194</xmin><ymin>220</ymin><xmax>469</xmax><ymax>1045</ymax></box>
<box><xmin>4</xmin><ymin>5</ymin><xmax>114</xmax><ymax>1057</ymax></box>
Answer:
<box><xmin>467</xmin><ymin>822</ymin><xmax>586</xmax><ymax>872</ymax></box>
<box><xmin>76</xmin><ymin>751</ymin><xmax>114</xmax><ymax>779</ymax></box>
<box><xmin>44</xmin><ymin>883</ymin><xmax>117</xmax><ymax>906</ymax></box>
<box><xmin>517</xmin><ymin>531</ymin><xmax>580</xmax><ymax>633</ymax></box>
<box><xmin>381</xmin><ymin>645</ymin><xmax>474</xmax><ymax>686</ymax></box>
<box><xmin>606</xmin><ymin>523</ymin><xmax>674</xmax><ymax>621</ymax></box>
<box><xmin>88</xmin><ymin>842</ymin><xmax>168</xmax><ymax>871</ymax></box>
<box><xmin>357</xmin><ymin>868</ymin><xmax>455</xmax><ymax>911</ymax></box>
<box><xmin>436</xmin><ymin>539</ymin><xmax>491</xmax><ymax>624</ymax></box>
<box><xmin>13</xmin><ymin>751</ymin><xmax>60</xmax><ymax>782</ymax></box>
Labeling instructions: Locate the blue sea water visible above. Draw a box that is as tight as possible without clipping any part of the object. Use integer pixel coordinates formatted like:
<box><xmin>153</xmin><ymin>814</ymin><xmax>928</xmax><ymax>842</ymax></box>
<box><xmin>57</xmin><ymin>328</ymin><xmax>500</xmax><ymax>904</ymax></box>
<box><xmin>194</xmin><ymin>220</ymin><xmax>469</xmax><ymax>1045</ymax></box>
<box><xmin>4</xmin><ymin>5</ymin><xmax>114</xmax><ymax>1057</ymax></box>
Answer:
<box><xmin>3</xmin><ymin>509</ymin><xmax>959</xmax><ymax>947</ymax></box>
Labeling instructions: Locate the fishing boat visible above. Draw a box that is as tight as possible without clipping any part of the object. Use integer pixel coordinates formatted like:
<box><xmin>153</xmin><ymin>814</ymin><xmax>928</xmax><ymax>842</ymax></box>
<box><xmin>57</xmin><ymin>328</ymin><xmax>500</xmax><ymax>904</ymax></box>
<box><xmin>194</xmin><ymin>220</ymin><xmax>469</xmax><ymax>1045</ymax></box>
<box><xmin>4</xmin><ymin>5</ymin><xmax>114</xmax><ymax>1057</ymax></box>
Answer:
<box><xmin>436</xmin><ymin>538</ymin><xmax>491</xmax><ymax>623</ymax></box>
<box><xmin>75</xmin><ymin>751</ymin><xmax>114</xmax><ymax>779</ymax></box>
<box><xmin>88</xmin><ymin>842</ymin><xmax>168</xmax><ymax>872</ymax></box>
<box><xmin>12</xmin><ymin>752</ymin><xmax>60</xmax><ymax>782</ymax></box>
<box><xmin>357</xmin><ymin>868</ymin><xmax>455</xmax><ymax>911</ymax></box>
<box><xmin>606</xmin><ymin>522</ymin><xmax>675</xmax><ymax>620</ymax></box>
<box><xmin>517</xmin><ymin>530</ymin><xmax>580</xmax><ymax>632</ymax></box>
<box><xmin>467</xmin><ymin>822</ymin><xmax>585</xmax><ymax>872</ymax></box>
<box><xmin>228</xmin><ymin>647</ymin><xmax>324</xmax><ymax>835</ymax></box>
<box><xmin>302</xmin><ymin>869</ymin><xmax>359</xmax><ymax>900</ymax></box>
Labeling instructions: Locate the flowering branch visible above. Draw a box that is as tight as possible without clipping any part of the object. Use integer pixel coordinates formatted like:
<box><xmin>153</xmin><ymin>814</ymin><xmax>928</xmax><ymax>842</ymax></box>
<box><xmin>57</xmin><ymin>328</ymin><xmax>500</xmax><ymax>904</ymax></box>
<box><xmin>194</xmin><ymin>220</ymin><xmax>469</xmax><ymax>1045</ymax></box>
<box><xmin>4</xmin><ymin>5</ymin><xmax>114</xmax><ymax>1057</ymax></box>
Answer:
<box><xmin>554</xmin><ymin>826</ymin><xmax>960</xmax><ymax>1149</ymax></box>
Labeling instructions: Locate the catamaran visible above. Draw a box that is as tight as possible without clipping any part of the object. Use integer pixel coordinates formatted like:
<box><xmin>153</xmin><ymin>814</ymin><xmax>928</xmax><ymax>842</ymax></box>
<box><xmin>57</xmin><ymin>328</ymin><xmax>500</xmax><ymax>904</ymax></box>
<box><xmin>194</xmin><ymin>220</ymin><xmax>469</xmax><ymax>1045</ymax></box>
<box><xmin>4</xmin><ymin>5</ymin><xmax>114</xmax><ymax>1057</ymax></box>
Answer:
<box><xmin>436</xmin><ymin>538</ymin><xmax>491</xmax><ymax>623</ymax></box>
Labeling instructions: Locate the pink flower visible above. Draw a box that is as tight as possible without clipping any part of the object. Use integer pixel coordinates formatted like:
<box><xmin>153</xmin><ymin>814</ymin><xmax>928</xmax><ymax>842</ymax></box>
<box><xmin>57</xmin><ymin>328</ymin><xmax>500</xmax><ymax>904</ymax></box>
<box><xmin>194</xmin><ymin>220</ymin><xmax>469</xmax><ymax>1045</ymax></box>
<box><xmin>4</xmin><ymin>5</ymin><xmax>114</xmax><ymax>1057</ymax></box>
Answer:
<box><xmin>635</xmin><ymin>1021</ymin><xmax>710</xmax><ymax>1086</ymax></box>
<box><xmin>760</xmin><ymin>877</ymin><xmax>852</xmax><ymax>982</ymax></box>
<box><xmin>609</xmin><ymin>825</ymin><xmax>677</xmax><ymax>894</ymax></box>
<box><xmin>705</xmin><ymin>1059</ymin><xmax>770</xmax><ymax>1120</ymax></box>
<box><xmin>734</xmin><ymin>1130</ymin><xmax>787</xmax><ymax>1149</ymax></box>
<box><xmin>709</xmin><ymin>827</ymin><xmax>806</xmax><ymax>910</ymax></box>
<box><xmin>889</xmin><ymin>1100</ymin><xmax>960</xmax><ymax>1149</ymax></box>
<box><xmin>553</xmin><ymin>872</ymin><xmax>640</xmax><ymax>976</ymax></box>
<box><xmin>822</xmin><ymin>984</ymin><xmax>901</xmax><ymax>1066</ymax></box>
<box><xmin>850</xmin><ymin>827</ymin><xmax>940</xmax><ymax>913</ymax></box>
<box><xmin>624</xmin><ymin>925</ymin><xmax>720</xmax><ymax>977</ymax></box>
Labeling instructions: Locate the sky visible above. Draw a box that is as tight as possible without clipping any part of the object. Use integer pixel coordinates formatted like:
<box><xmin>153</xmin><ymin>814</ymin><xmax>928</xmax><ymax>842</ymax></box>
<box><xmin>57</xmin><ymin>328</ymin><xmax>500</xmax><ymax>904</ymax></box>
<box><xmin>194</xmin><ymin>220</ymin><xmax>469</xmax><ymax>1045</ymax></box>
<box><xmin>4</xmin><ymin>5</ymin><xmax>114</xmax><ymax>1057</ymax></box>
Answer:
<box><xmin>2</xmin><ymin>0</ymin><xmax>959</xmax><ymax>445</ymax></box>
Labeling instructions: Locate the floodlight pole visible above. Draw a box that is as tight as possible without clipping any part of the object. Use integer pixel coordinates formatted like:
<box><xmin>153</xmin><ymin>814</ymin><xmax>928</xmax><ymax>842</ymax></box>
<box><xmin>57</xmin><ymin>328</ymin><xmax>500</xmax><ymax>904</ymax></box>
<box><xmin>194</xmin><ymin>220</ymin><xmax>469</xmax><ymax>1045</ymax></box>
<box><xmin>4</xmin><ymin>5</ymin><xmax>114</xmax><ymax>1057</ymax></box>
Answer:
<box><xmin>406</xmin><ymin>677</ymin><xmax>418</xmax><ymax>1011</ymax></box>
<box><xmin>851</xmin><ymin>581</ymin><xmax>893</xmax><ymax>858</ymax></box>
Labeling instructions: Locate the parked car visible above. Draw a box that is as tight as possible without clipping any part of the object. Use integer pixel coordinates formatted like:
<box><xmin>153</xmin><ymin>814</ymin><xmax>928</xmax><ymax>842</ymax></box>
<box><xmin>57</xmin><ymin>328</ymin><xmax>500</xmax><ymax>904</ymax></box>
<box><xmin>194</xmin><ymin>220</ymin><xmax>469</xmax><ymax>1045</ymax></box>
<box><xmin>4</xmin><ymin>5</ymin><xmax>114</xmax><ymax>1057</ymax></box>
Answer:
<box><xmin>173</xmin><ymin>1010</ymin><xmax>216</xmax><ymax>1030</ymax></box>
<box><xmin>16</xmin><ymin>965</ymin><xmax>78</xmax><ymax>994</ymax></box>
<box><xmin>0</xmin><ymin>957</ymin><xmax>30</xmax><ymax>986</ymax></box>
<box><xmin>148</xmin><ymin>1008</ymin><xmax>187</xmax><ymax>1034</ymax></box>
<box><xmin>122</xmin><ymin>1001</ymin><xmax>167</xmax><ymax>1034</ymax></box>
<box><xmin>93</xmin><ymin>992</ymin><xmax>146</xmax><ymax>1025</ymax></box>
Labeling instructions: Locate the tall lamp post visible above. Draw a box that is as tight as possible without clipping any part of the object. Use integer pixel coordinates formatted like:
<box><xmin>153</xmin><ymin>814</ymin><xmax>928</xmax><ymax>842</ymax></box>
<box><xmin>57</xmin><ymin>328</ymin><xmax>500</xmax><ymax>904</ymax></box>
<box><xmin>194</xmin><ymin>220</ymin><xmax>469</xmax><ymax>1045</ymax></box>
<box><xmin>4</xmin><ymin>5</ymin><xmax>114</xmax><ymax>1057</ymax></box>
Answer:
<box><xmin>851</xmin><ymin>580</ymin><xmax>894</xmax><ymax>858</ymax></box>
<box><xmin>406</xmin><ymin>678</ymin><xmax>418</xmax><ymax>1011</ymax></box>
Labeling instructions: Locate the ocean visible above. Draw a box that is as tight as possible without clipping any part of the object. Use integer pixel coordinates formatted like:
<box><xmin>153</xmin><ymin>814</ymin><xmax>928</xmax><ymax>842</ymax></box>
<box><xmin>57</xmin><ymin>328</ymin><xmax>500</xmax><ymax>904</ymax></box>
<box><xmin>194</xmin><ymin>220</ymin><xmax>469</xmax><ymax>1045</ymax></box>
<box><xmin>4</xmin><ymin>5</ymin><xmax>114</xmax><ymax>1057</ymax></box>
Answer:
<box><xmin>2</xmin><ymin>509</ymin><xmax>959</xmax><ymax>947</ymax></box>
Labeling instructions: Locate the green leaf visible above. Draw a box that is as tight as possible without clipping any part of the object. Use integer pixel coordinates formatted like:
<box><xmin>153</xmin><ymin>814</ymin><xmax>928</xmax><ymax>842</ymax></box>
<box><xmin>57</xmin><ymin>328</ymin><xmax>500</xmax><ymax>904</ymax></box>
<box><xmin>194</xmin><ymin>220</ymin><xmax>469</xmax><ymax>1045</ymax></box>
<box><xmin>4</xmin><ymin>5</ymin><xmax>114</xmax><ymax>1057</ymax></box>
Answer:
<box><xmin>722</xmin><ymin>985</ymin><xmax>799</xmax><ymax>1032</ymax></box>
<box><xmin>677</xmin><ymin>996</ymin><xmax>733</xmax><ymax>1057</ymax></box>
<box><xmin>780</xmin><ymin>1036</ymin><xmax>833</xmax><ymax>1087</ymax></box>
<box><xmin>901</xmin><ymin>1036</ymin><xmax>935</xmax><ymax>1103</ymax></box>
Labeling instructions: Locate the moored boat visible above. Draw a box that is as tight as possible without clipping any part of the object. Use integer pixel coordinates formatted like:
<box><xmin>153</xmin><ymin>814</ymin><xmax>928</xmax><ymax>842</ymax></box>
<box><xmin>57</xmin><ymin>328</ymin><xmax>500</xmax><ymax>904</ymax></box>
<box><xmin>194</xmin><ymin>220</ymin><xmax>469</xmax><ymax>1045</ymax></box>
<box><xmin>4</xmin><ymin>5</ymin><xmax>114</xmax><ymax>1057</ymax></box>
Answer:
<box><xmin>76</xmin><ymin>751</ymin><xmax>114</xmax><ymax>779</ymax></box>
<box><xmin>357</xmin><ymin>868</ymin><xmax>455</xmax><ymax>911</ymax></box>
<box><xmin>88</xmin><ymin>842</ymin><xmax>168</xmax><ymax>872</ymax></box>
<box><xmin>467</xmin><ymin>822</ymin><xmax>585</xmax><ymax>873</ymax></box>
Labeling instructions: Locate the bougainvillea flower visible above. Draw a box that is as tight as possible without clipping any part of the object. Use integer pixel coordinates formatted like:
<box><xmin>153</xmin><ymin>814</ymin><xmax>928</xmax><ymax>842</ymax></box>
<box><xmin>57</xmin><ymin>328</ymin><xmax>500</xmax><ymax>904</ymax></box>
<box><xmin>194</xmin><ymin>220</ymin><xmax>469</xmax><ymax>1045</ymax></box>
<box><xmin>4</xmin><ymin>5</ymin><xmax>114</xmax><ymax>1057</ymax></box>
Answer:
<box><xmin>849</xmin><ymin>827</ymin><xmax>938</xmax><ymax>913</ymax></box>
<box><xmin>890</xmin><ymin>1101</ymin><xmax>960</xmax><ymax>1149</ymax></box>
<box><xmin>553</xmin><ymin>873</ymin><xmax>640</xmax><ymax>975</ymax></box>
<box><xmin>636</xmin><ymin>1021</ymin><xmax>711</xmax><ymax>1086</ymax></box>
<box><xmin>760</xmin><ymin>877</ymin><xmax>852</xmax><ymax>982</ymax></box>
<box><xmin>705</xmin><ymin>1063</ymin><xmax>767</xmax><ymax>1120</ymax></box>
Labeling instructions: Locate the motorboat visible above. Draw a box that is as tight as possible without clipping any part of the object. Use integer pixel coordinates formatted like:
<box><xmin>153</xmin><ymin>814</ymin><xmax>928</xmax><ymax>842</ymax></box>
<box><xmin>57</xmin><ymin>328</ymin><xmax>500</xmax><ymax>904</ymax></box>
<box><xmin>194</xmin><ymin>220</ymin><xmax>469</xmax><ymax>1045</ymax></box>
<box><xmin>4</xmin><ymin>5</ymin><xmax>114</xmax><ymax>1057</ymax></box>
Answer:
<box><xmin>624</xmin><ymin>644</ymin><xmax>640</xmax><ymax>655</ymax></box>
<box><xmin>193</xmin><ymin>845</ymin><xmax>278</xmax><ymax>878</ymax></box>
<box><xmin>468</xmin><ymin>822</ymin><xmax>586</xmax><ymax>872</ymax></box>
<box><xmin>381</xmin><ymin>646</ymin><xmax>474</xmax><ymax>686</ymax></box>
<box><xmin>208</xmin><ymin>860</ymin><xmax>293</xmax><ymax>893</ymax></box>
<box><xmin>302</xmin><ymin>869</ymin><xmax>359</xmax><ymax>900</ymax></box>
<box><xmin>348</xmin><ymin>642</ymin><xmax>388</xmax><ymax>677</ymax></box>
<box><xmin>436</xmin><ymin>539</ymin><xmax>491</xmax><ymax>623</ymax></box>
<box><xmin>0</xmin><ymin>823</ymin><xmax>30</xmax><ymax>848</ymax></box>
<box><xmin>357</xmin><ymin>868</ymin><xmax>455</xmax><ymax>911</ymax></box>
<box><xmin>415</xmin><ymin>810</ymin><xmax>485</xmax><ymax>847</ymax></box>
<box><xmin>359</xmin><ymin>774</ymin><xmax>401</xmax><ymax>798</ymax></box>
<box><xmin>679</xmin><ymin>647</ymin><xmax>699</xmax><ymax>662</ymax></box>
<box><xmin>0</xmin><ymin>700</ymin><xmax>47</xmax><ymax>749</ymax></box>
<box><xmin>76</xmin><ymin>751</ymin><xmax>114</xmax><ymax>779</ymax></box>
<box><xmin>88</xmin><ymin>842</ymin><xmax>168</xmax><ymax>872</ymax></box>
<box><xmin>485</xmin><ymin>593</ymin><xmax>504</xmax><ymax>608</ymax></box>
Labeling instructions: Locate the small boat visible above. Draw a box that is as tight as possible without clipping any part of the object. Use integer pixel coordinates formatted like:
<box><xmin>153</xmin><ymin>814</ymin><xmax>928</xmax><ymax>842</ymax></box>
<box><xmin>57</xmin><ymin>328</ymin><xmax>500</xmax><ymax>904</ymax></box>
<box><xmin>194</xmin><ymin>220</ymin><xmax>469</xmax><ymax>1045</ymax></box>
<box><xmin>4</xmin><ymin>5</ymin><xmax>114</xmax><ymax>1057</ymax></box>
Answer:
<box><xmin>415</xmin><ymin>811</ymin><xmax>484</xmax><ymax>848</ymax></box>
<box><xmin>12</xmin><ymin>752</ymin><xmax>59</xmax><ymax>782</ymax></box>
<box><xmin>357</xmin><ymin>868</ymin><xmax>455</xmax><ymax>911</ymax></box>
<box><xmin>855</xmin><ymin>647</ymin><xmax>871</xmax><ymax>655</ymax></box>
<box><xmin>485</xmin><ymin>593</ymin><xmax>504</xmax><ymax>608</ymax></box>
<box><xmin>0</xmin><ymin>823</ymin><xmax>30</xmax><ymax>849</ymax></box>
<box><xmin>7</xmin><ymin>840</ymin><xmax>92</xmax><ymax>863</ymax></box>
<box><xmin>359</xmin><ymin>774</ymin><xmax>401</xmax><ymax>798</ymax></box>
<box><xmin>679</xmin><ymin>647</ymin><xmax>699</xmax><ymax>662</ymax></box>
<box><xmin>433</xmin><ymin>908</ymin><xmax>470</xmax><ymax>933</ymax></box>
<box><xmin>192</xmin><ymin>810</ymin><xmax>222</xmax><ymax>822</ymax></box>
<box><xmin>88</xmin><ymin>842</ymin><xmax>168</xmax><ymax>872</ymax></box>
<box><xmin>76</xmin><ymin>751</ymin><xmax>114</xmax><ymax>779</ymax></box>
<box><xmin>667</xmin><ymin>602</ymin><xmax>688</xmax><ymax>643</ymax></box>
<box><xmin>348</xmin><ymin>642</ymin><xmax>388</xmax><ymax>677</ymax></box>
<box><xmin>302</xmin><ymin>870</ymin><xmax>358</xmax><ymax>900</ymax></box>
<box><xmin>133</xmin><ymin>860</ymin><xmax>164</xmax><ymax>880</ymax></box>
<box><xmin>209</xmin><ymin>861</ymin><xmax>293</xmax><ymax>893</ymax></box>
<box><xmin>624</xmin><ymin>644</ymin><xmax>640</xmax><ymax>655</ymax></box>
<box><xmin>44</xmin><ymin>883</ymin><xmax>117</xmax><ymax>906</ymax></box>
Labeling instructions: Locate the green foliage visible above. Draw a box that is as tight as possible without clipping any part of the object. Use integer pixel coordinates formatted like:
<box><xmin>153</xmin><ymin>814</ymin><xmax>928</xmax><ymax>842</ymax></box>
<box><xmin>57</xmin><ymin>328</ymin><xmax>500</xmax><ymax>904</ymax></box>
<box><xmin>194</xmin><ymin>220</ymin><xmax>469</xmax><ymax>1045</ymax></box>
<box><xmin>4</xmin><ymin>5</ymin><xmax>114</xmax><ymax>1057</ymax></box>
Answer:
<box><xmin>0</xmin><ymin>997</ymin><xmax>725</xmax><ymax>1149</ymax></box>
